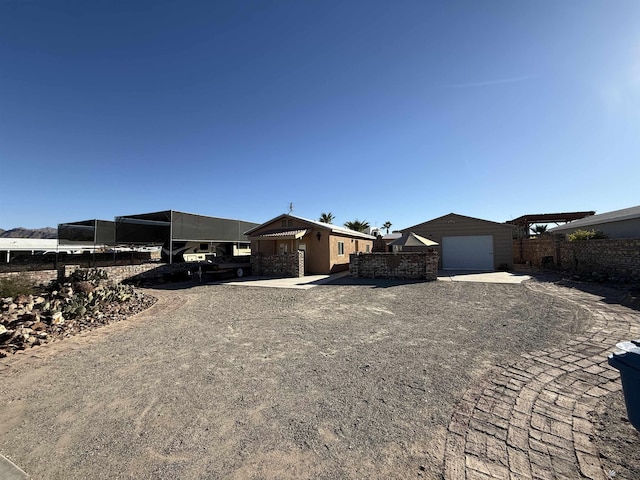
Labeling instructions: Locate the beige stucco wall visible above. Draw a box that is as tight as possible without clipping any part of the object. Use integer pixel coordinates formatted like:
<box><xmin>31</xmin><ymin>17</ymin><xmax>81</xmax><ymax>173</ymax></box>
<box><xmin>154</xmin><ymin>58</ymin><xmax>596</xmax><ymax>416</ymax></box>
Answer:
<box><xmin>402</xmin><ymin>214</ymin><xmax>514</xmax><ymax>270</ymax></box>
<box><xmin>328</xmin><ymin>235</ymin><xmax>373</xmax><ymax>273</ymax></box>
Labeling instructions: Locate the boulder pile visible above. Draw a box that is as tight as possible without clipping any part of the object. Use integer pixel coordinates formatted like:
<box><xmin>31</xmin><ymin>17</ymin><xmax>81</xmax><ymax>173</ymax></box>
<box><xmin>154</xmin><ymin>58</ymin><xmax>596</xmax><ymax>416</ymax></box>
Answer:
<box><xmin>0</xmin><ymin>279</ymin><xmax>156</xmax><ymax>357</ymax></box>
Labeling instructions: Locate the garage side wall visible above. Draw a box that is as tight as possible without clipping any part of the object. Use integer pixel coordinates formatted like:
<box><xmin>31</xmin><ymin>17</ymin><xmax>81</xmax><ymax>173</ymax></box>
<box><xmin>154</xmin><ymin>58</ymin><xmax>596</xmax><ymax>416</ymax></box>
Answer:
<box><xmin>402</xmin><ymin>215</ymin><xmax>513</xmax><ymax>270</ymax></box>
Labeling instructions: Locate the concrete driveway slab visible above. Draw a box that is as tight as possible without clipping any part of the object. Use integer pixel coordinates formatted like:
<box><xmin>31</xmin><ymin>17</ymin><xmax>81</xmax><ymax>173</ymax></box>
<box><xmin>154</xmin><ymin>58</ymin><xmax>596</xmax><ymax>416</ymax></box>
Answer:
<box><xmin>219</xmin><ymin>270</ymin><xmax>529</xmax><ymax>288</ymax></box>
<box><xmin>0</xmin><ymin>455</ymin><xmax>29</xmax><ymax>480</ymax></box>
<box><xmin>216</xmin><ymin>271</ymin><xmax>350</xmax><ymax>289</ymax></box>
<box><xmin>438</xmin><ymin>270</ymin><xmax>531</xmax><ymax>284</ymax></box>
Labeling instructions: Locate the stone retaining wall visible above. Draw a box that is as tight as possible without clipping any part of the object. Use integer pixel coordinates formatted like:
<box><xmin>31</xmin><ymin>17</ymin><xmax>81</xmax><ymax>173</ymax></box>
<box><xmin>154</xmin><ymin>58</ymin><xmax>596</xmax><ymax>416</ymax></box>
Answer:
<box><xmin>0</xmin><ymin>269</ymin><xmax>59</xmax><ymax>286</ymax></box>
<box><xmin>349</xmin><ymin>251</ymin><xmax>439</xmax><ymax>280</ymax></box>
<box><xmin>0</xmin><ymin>252</ymin><xmax>157</xmax><ymax>273</ymax></box>
<box><xmin>250</xmin><ymin>252</ymin><xmax>304</xmax><ymax>278</ymax></box>
<box><xmin>0</xmin><ymin>263</ymin><xmax>191</xmax><ymax>286</ymax></box>
<box><xmin>514</xmin><ymin>237</ymin><xmax>640</xmax><ymax>280</ymax></box>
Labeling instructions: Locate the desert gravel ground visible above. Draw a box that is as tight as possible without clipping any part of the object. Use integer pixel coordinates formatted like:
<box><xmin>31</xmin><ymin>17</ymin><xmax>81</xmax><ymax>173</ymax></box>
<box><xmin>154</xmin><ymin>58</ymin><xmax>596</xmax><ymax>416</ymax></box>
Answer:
<box><xmin>0</xmin><ymin>279</ymin><xmax>592</xmax><ymax>479</ymax></box>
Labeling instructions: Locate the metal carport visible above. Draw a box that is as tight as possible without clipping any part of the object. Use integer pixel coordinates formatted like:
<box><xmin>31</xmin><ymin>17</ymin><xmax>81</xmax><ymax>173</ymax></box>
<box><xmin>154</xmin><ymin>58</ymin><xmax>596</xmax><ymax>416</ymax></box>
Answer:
<box><xmin>115</xmin><ymin>210</ymin><xmax>259</xmax><ymax>263</ymax></box>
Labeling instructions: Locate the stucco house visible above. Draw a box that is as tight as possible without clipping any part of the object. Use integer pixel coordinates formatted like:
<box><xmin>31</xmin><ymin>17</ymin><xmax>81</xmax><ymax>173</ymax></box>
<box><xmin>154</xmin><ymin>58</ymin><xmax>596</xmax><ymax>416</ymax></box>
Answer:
<box><xmin>401</xmin><ymin>213</ymin><xmax>514</xmax><ymax>271</ymax></box>
<box><xmin>548</xmin><ymin>205</ymin><xmax>640</xmax><ymax>239</ymax></box>
<box><xmin>246</xmin><ymin>214</ymin><xmax>375</xmax><ymax>275</ymax></box>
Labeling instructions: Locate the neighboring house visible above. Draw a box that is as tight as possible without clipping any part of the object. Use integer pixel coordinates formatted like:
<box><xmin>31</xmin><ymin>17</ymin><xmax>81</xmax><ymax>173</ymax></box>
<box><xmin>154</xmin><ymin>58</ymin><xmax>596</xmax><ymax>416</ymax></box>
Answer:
<box><xmin>401</xmin><ymin>213</ymin><xmax>514</xmax><ymax>271</ymax></box>
<box><xmin>383</xmin><ymin>232</ymin><xmax>402</xmax><ymax>243</ymax></box>
<box><xmin>0</xmin><ymin>238</ymin><xmax>68</xmax><ymax>263</ymax></box>
<box><xmin>548</xmin><ymin>205</ymin><xmax>640</xmax><ymax>239</ymax></box>
<box><xmin>245</xmin><ymin>214</ymin><xmax>375</xmax><ymax>275</ymax></box>
<box><xmin>388</xmin><ymin>232</ymin><xmax>438</xmax><ymax>252</ymax></box>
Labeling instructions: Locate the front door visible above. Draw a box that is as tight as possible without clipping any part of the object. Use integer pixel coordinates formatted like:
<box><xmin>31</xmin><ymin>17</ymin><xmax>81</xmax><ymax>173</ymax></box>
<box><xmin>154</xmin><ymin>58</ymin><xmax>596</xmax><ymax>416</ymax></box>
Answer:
<box><xmin>298</xmin><ymin>243</ymin><xmax>307</xmax><ymax>274</ymax></box>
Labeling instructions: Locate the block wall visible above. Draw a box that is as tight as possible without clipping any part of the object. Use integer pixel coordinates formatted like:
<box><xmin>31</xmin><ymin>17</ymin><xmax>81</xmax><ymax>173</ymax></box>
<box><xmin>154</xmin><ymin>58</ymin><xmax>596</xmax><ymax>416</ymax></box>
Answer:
<box><xmin>349</xmin><ymin>252</ymin><xmax>439</xmax><ymax>280</ymax></box>
<box><xmin>514</xmin><ymin>237</ymin><xmax>640</xmax><ymax>280</ymax></box>
<box><xmin>0</xmin><ymin>263</ymin><xmax>189</xmax><ymax>287</ymax></box>
<box><xmin>250</xmin><ymin>252</ymin><xmax>304</xmax><ymax>278</ymax></box>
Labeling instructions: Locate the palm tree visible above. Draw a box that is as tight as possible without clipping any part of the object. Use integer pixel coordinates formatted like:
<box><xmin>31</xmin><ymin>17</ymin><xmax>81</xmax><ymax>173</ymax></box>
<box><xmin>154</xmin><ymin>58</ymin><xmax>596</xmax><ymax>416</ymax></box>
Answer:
<box><xmin>344</xmin><ymin>219</ymin><xmax>370</xmax><ymax>232</ymax></box>
<box><xmin>319</xmin><ymin>212</ymin><xmax>335</xmax><ymax>224</ymax></box>
<box><xmin>532</xmin><ymin>224</ymin><xmax>548</xmax><ymax>236</ymax></box>
<box><xmin>382</xmin><ymin>221</ymin><xmax>392</xmax><ymax>234</ymax></box>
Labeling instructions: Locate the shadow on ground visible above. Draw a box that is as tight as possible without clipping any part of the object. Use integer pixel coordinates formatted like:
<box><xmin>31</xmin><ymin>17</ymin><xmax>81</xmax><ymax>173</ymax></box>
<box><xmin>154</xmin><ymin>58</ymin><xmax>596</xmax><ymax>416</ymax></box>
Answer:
<box><xmin>524</xmin><ymin>270</ymin><xmax>640</xmax><ymax>312</ymax></box>
<box><xmin>321</xmin><ymin>276</ymin><xmax>428</xmax><ymax>288</ymax></box>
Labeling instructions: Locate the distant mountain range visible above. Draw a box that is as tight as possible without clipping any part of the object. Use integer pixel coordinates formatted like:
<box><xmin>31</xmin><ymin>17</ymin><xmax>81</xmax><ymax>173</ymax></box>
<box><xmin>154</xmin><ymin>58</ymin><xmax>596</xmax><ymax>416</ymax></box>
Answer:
<box><xmin>0</xmin><ymin>227</ymin><xmax>57</xmax><ymax>239</ymax></box>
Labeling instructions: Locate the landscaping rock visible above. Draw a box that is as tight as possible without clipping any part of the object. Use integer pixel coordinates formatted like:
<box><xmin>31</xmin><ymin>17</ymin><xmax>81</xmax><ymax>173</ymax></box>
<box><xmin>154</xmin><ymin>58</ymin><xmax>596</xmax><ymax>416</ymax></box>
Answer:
<box><xmin>0</xmin><ymin>281</ymin><xmax>156</xmax><ymax>357</ymax></box>
<box><xmin>31</xmin><ymin>321</ymin><xmax>47</xmax><ymax>331</ymax></box>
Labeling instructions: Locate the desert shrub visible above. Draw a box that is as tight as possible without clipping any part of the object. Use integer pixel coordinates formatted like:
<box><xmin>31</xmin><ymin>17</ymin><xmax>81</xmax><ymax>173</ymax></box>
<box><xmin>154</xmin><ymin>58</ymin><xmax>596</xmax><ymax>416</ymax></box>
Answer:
<box><xmin>72</xmin><ymin>281</ymin><xmax>95</xmax><ymax>294</ymax></box>
<box><xmin>568</xmin><ymin>229</ymin><xmax>608</xmax><ymax>241</ymax></box>
<box><xmin>69</xmin><ymin>268</ymin><xmax>108</xmax><ymax>284</ymax></box>
<box><xmin>0</xmin><ymin>275</ymin><xmax>34</xmax><ymax>298</ymax></box>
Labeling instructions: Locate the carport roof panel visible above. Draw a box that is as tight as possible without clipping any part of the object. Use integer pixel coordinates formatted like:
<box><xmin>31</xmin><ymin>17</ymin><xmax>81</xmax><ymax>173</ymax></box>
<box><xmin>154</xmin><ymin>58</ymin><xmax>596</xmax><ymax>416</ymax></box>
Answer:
<box><xmin>58</xmin><ymin>219</ymin><xmax>115</xmax><ymax>245</ymax></box>
<box><xmin>115</xmin><ymin>210</ymin><xmax>259</xmax><ymax>244</ymax></box>
<box><xmin>507</xmin><ymin>211</ymin><xmax>595</xmax><ymax>228</ymax></box>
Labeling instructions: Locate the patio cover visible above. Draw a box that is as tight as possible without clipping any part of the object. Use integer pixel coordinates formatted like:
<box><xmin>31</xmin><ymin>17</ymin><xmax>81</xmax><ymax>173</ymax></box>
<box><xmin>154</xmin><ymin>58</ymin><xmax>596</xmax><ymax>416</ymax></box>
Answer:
<box><xmin>389</xmin><ymin>232</ymin><xmax>438</xmax><ymax>247</ymax></box>
<box><xmin>250</xmin><ymin>229</ymin><xmax>309</xmax><ymax>240</ymax></box>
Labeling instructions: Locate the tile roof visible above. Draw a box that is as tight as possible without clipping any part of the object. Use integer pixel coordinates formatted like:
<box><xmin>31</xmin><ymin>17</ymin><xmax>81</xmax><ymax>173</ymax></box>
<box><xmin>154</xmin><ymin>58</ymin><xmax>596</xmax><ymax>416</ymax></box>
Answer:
<box><xmin>245</xmin><ymin>214</ymin><xmax>376</xmax><ymax>240</ymax></box>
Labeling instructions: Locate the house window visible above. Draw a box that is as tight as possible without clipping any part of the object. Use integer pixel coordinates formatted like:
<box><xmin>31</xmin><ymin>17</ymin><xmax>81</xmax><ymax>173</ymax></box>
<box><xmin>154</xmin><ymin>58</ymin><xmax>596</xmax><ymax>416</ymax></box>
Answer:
<box><xmin>338</xmin><ymin>241</ymin><xmax>344</xmax><ymax>255</ymax></box>
<box><xmin>366</xmin><ymin>245</ymin><xmax>370</xmax><ymax>253</ymax></box>
<box><xmin>279</xmin><ymin>243</ymin><xmax>288</xmax><ymax>254</ymax></box>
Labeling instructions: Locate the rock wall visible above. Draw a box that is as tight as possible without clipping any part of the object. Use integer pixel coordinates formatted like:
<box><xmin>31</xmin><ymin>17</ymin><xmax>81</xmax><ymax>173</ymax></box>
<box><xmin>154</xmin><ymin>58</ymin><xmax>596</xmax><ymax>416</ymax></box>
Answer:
<box><xmin>564</xmin><ymin>238</ymin><xmax>640</xmax><ymax>279</ymax></box>
<box><xmin>0</xmin><ymin>263</ymin><xmax>190</xmax><ymax>286</ymax></box>
<box><xmin>514</xmin><ymin>237</ymin><xmax>640</xmax><ymax>280</ymax></box>
<box><xmin>251</xmin><ymin>252</ymin><xmax>304</xmax><ymax>278</ymax></box>
<box><xmin>0</xmin><ymin>270</ymin><xmax>59</xmax><ymax>286</ymax></box>
<box><xmin>349</xmin><ymin>252</ymin><xmax>439</xmax><ymax>280</ymax></box>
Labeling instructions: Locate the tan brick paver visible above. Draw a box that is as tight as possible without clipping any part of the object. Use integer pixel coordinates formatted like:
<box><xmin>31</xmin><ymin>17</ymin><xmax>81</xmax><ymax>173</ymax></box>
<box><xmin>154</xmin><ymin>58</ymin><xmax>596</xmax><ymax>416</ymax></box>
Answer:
<box><xmin>444</xmin><ymin>281</ymin><xmax>639</xmax><ymax>479</ymax></box>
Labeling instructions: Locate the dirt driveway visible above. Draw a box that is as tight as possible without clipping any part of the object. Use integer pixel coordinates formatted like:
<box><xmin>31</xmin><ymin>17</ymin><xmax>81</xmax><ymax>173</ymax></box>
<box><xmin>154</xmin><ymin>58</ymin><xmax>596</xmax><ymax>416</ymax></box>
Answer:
<box><xmin>0</xmin><ymin>279</ymin><xmax>593</xmax><ymax>479</ymax></box>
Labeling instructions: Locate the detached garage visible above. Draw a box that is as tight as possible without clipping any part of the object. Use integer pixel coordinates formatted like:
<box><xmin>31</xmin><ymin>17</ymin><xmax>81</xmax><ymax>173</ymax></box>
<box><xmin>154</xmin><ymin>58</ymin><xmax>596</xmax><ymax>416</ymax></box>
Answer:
<box><xmin>401</xmin><ymin>213</ymin><xmax>514</xmax><ymax>271</ymax></box>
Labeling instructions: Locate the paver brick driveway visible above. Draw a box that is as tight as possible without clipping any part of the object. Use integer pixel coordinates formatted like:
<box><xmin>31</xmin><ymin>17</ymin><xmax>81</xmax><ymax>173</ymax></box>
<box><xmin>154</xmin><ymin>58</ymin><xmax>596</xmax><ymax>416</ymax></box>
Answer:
<box><xmin>0</xmin><ymin>277</ymin><xmax>637</xmax><ymax>479</ymax></box>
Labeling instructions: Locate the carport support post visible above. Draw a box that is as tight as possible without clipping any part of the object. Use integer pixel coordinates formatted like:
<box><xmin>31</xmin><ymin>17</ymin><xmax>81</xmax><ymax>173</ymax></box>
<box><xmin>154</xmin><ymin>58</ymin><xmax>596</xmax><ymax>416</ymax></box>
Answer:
<box><xmin>169</xmin><ymin>211</ymin><xmax>173</xmax><ymax>265</ymax></box>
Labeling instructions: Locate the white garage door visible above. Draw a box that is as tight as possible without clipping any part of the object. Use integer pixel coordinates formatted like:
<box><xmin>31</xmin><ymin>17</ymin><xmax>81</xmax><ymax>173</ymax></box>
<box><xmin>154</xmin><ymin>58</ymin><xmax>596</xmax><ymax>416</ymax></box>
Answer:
<box><xmin>442</xmin><ymin>235</ymin><xmax>494</xmax><ymax>271</ymax></box>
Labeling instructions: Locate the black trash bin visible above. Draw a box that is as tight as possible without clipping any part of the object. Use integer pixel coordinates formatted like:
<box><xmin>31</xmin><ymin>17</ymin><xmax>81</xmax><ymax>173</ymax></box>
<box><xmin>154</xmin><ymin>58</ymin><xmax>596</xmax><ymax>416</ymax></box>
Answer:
<box><xmin>608</xmin><ymin>340</ymin><xmax>640</xmax><ymax>431</ymax></box>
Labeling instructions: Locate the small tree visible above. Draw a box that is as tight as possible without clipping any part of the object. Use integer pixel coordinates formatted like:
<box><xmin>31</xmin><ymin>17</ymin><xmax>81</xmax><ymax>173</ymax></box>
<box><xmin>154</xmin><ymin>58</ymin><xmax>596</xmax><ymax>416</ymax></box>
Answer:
<box><xmin>383</xmin><ymin>221</ymin><xmax>392</xmax><ymax>234</ymax></box>
<box><xmin>344</xmin><ymin>219</ymin><xmax>370</xmax><ymax>232</ymax></box>
<box><xmin>319</xmin><ymin>212</ymin><xmax>335</xmax><ymax>224</ymax></box>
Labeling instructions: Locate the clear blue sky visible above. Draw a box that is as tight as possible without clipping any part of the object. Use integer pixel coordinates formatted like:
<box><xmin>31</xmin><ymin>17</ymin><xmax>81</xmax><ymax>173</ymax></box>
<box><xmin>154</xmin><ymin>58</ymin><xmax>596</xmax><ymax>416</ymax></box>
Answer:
<box><xmin>1</xmin><ymin>1</ymin><xmax>638</xmax><ymax>231</ymax></box>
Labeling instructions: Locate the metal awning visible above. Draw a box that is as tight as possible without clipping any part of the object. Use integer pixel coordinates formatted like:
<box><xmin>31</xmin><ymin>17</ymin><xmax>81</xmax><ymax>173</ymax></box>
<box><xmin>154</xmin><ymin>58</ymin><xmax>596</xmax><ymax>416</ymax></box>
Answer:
<box><xmin>251</xmin><ymin>229</ymin><xmax>309</xmax><ymax>240</ymax></box>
